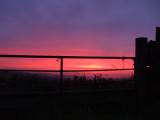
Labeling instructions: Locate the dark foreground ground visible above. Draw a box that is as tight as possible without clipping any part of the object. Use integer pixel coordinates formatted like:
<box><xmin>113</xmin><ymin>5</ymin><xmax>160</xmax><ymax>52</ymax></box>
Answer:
<box><xmin>0</xmin><ymin>72</ymin><xmax>159</xmax><ymax>120</ymax></box>
<box><xmin>0</xmin><ymin>86</ymin><xmax>160</xmax><ymax>120</ymax></box>
<box><xmin>0</xmin><ymin>89</ymin><xmax>135</xmax><ymax>120</ymax></box>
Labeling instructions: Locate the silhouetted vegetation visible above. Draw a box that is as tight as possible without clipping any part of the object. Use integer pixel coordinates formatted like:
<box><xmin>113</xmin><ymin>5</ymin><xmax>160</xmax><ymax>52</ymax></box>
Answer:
<box><xmin>0</xmin><ymin>71</ymin><xmax>134</xmax><ymax>93</ymax></box>
<box><xmin>0</xmin><ymin>71</ymin><xmax>136</xmax><ymax>120</ymax></box>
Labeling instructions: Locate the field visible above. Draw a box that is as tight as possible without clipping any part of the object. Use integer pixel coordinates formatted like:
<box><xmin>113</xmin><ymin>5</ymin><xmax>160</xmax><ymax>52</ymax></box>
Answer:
<box><xmin>0</xmin><ymin>71</ymin><xmax>135</xmax><ymax>120</ymax></box>
<box><xmin>0</xmin><ymin>90</ymin><xmax>135</xmax><ymax>120</ymax></box>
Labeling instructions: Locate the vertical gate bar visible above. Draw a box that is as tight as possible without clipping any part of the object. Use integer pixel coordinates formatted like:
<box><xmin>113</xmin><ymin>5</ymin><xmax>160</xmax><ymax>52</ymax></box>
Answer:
<box><xmin>60</xmin><ymin>57</ymin><xmax>63</xmax><ymax>92</ymax></box>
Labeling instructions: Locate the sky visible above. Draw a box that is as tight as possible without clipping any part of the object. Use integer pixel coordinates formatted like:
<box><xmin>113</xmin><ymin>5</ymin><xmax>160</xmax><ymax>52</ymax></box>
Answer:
<box><xmin>0</xmin><ymin>0</ymin><xmax>160</xmax><ymax>76</ymax></box>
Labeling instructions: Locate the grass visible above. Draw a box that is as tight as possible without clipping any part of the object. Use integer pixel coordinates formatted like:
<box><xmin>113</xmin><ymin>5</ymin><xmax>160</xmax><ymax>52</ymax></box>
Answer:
<box><xmin>0</xmin><ymin>71</ymin><xmax>134</xmax><ymax>93</ymax></box>
<box><xmin>0</xmin><ymin>71</ymin><xmax>135</xmax><ymax>120</ymax></box>
<box><xmin>0</xmin><ymin>92</ymin><xmax>135</xmax><ymax>120</ymax></box>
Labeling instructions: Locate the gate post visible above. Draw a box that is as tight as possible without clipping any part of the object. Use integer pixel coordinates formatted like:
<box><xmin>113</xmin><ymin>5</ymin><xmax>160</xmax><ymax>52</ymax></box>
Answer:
<box><xmin>134</xmin><ymin>37</ymin><xmax>148</xmax><ymax>120</ymax></box>
<box><xmin>156</xmin><ymin>27</ymin><xmax>160</xmax><ymax>42</ymax></box>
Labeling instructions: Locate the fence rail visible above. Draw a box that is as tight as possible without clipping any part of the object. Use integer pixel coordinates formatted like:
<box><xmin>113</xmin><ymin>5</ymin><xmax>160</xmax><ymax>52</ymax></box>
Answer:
<box><xmin>0</xmin><ymin>68</ymin><xmax>134</xmax><ymax>72</ymax></box>
<box><xmin>0</xmin><ymin>54</ymin><xmax>135</xmax><ymax>59</ymax></box>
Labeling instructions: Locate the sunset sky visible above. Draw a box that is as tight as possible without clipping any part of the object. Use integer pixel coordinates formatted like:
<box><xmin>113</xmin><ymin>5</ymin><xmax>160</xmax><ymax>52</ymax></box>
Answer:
<box><xmin>0</xmin><ymin>0</ymin><xmax>160</xmax><ymax>75</ymax></box>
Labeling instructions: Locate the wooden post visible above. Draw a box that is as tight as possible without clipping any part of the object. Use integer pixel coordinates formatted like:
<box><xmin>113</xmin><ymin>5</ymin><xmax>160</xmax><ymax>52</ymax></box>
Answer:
<box><xmin>134</xmin><ymin>37</ymin><xmax>148</xmax><ymax>120</ymax></box>
<box><xmin>60</xmin><ymin>57</ymin><xmax>63</xmax><ymax>92</ymax></box>
<box><xmin>156</xmin><ymin>27</ymin><xmax>160</xmax><ymax>42</ymax></box>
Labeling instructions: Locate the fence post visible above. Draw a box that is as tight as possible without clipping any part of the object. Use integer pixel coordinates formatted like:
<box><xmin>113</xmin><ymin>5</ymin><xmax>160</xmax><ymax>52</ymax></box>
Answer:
<box><xmin>134</xmin><ymin>37</ymin><xmax>148</xmax><ymax>120</ymax></box>
<box><xmin>60</xmin><ymin>57</ymin><xmax>63</xmax><ymax>92</ymax></box>
<box><xmin>156</xmin><ymin>27</ymin><xmax>160</xmax><ymax>42</ymax></box>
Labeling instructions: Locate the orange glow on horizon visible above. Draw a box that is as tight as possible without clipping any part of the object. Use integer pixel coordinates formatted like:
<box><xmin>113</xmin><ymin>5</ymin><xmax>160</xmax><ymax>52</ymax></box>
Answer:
<box><xmin>76</xmin><ymin>65</ymin><xmax>102</xmax><ymax>69</ymax></box>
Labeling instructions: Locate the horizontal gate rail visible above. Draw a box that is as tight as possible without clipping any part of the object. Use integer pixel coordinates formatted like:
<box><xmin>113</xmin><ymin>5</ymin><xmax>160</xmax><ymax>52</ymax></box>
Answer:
<box><xmin>0</xmin><ymin>68</ymin><xmax>134</xmax><ymax>72</ymax></box>
<box><xmin>0</xmin><ymin>54</ymin><xmax>135</xmax><ymax>60</ymax></box>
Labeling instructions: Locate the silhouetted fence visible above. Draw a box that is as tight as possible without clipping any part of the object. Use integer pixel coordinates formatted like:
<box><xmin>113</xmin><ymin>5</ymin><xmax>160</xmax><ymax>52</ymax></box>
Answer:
<box><xmin>0</xmin><ymin>55</ymin><xmax>134</xmax><ymax>91</ymax></box>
